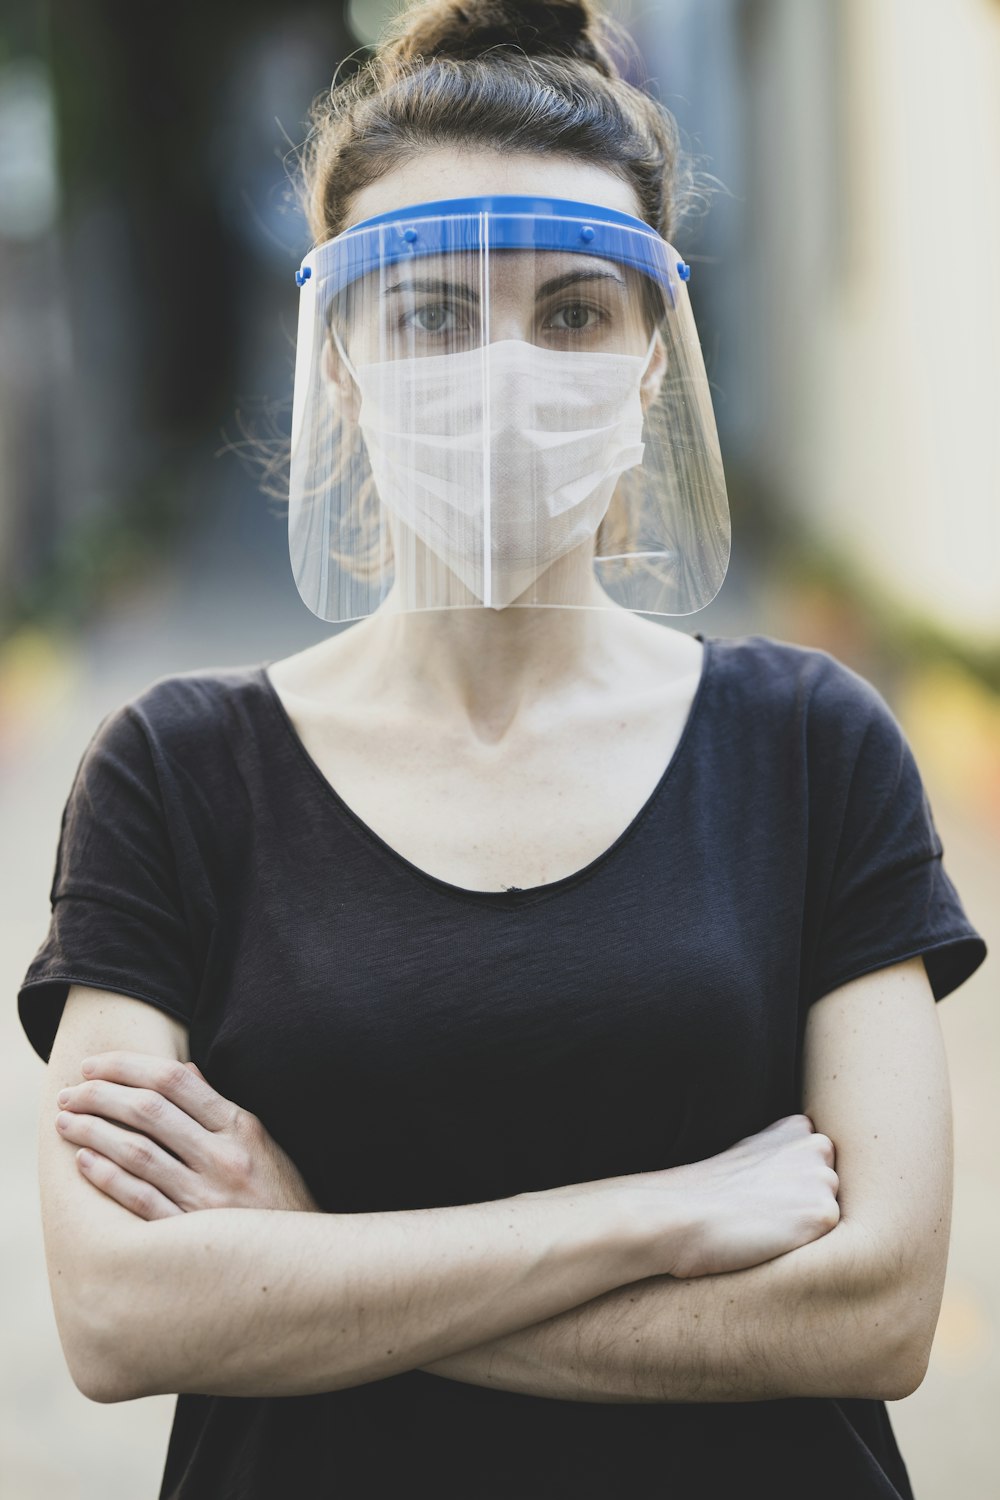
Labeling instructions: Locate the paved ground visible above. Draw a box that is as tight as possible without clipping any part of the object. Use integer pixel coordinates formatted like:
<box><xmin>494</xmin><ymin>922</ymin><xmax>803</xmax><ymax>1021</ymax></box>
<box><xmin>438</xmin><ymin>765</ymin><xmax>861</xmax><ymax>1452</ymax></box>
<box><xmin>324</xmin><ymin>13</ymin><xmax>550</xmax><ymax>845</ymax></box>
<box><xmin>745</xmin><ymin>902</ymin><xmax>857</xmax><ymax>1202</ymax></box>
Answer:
<box><xmin>2</xmin><ymin>503</ymin><xmax>996</xmax><ymax>1498</ymax></box>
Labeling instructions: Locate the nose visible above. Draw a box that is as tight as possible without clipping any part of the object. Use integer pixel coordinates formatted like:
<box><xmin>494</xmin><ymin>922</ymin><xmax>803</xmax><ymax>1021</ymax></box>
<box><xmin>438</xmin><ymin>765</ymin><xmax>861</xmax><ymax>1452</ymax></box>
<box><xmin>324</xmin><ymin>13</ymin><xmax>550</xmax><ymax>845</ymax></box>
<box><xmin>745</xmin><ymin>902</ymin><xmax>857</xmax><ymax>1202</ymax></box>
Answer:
<box><xmin>487</xmin><ymin>311</ymin><xmax>533</xmax><ymax>344</ymax></box>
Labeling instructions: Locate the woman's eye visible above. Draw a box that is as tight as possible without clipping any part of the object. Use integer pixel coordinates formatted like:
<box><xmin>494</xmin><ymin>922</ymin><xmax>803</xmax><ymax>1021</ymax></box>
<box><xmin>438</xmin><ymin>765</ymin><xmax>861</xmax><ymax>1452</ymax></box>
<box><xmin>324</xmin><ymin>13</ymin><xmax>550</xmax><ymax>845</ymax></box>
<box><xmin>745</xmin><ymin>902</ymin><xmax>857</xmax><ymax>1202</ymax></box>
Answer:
<box><xmin>410</xmin><ymin>304</ymin><xmax>458</xmax><ymax>333</ymax></box>
<box><xmin>547</xmin><ymin>304</ymin><xmax>602</xmax><ymax>332</ymax></box>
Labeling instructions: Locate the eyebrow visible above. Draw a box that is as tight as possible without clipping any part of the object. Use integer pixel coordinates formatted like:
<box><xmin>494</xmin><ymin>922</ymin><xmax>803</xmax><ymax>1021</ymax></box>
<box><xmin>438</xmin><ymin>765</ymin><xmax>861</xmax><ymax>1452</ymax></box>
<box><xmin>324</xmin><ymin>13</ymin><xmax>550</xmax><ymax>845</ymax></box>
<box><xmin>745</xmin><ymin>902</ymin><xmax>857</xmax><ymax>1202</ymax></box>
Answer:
<box><xmin>536</xmin><ymin>268</ymin><xmax>628</xmax><ymax>298</ymax></box>
<box><xmin>381</xmin><ymin>268</ymin><xmax>628</xmax><ymax>301</ymax></box>
<box><xmin>383</xmin><ymin>278</ymin><xmax>477</xmax><ymax>301</ymax></box>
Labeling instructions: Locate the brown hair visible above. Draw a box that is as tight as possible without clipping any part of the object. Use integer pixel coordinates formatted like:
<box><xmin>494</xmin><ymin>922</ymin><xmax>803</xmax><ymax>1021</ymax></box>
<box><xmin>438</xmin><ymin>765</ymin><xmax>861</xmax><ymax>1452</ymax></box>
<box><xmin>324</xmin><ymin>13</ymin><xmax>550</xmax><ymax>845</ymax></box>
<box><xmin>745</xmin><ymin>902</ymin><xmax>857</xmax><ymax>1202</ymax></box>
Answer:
<box><xmin>299</xmin><ymin>0</ymin><xmax>696</xmax><ymax>248</ymax></box>
<box><xmin>269</xmin><ymin>0</ymin><xmax>709</xmax><ymax>591</ymax></box>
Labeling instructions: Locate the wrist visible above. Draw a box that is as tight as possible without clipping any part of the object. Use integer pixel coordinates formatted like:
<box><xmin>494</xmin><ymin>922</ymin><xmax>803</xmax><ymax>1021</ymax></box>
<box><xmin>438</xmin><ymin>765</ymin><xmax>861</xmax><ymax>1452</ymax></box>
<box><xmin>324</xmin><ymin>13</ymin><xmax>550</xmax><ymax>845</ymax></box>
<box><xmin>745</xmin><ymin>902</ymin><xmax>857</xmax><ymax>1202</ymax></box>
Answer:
<box><xmin>520</xmin><ymin>1177</ymin><xmax>678</xmax><ymax>1285</ymax></box>
<box><xmin>618</xmin><ymin>1170</ymin><xmax>698</xmax><ymax>1281</ymax></box>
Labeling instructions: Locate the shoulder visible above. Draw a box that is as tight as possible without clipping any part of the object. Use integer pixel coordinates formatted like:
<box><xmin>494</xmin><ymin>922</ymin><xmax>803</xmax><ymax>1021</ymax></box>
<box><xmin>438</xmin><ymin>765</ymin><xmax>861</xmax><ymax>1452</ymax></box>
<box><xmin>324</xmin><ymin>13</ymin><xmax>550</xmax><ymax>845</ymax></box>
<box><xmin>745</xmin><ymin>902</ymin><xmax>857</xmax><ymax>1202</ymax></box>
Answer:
<box><xmin>708</xmin><ymin>632</ymin><xmax>899</xmax><ymax>746</ymax></box>
<box><xmin>93</xmin><ymin>662</ymin><xmax>266</xmax><ymax>754</ymax></box>
<box><xmin>708</xmin><ymin>630</ymin><xmax>874</xmax><ymax>697</ymax></box>
<box><xmin>75</xmin><ymin>663</ymin><xmax>268</xmax><ymax>805</ymax></box>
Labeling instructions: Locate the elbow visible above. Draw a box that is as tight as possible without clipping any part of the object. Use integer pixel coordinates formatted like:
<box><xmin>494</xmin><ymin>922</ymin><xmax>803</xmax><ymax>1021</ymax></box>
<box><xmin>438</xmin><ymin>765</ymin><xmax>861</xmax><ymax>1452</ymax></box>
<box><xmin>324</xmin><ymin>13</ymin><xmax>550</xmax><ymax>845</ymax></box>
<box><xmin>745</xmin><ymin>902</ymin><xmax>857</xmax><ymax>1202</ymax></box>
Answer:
<box><xmin>71</xmin><ymin>1360</ymin><xmax>137</xmax><ymax>1406</ymax></box>
<box><xmin>63</xmin><ymin>1327</ymin><xmax>140</xmax><ymax>1405</ymax></box>
<box><xmin>852</xmin><ymin>1275</ymin><xmax>939</xmax><ymax>1402</ymax></box>
<box><xmin>833</xmin><ymin>1225</ymin><xmax>944</xmax><ymax>1402</ymax></box>
<box><xmin>842</xmin><ymin>1330</ymin><xmax>929</xmax><ymax>1403</ymax></box>
<box><xmin>58</xmin><ymin>1262</ymin><xmax>149</xmax><ymax>1405</ymax></box>
<box><xmin>882</xmin><ymin>1296</ymin><xmax>938</xmax><ymax>1401</ymax></box>
<box><xmin>864</xmin><ymin>1342</ymin><xmax>930</xmax><ymax>1403</ymax></box>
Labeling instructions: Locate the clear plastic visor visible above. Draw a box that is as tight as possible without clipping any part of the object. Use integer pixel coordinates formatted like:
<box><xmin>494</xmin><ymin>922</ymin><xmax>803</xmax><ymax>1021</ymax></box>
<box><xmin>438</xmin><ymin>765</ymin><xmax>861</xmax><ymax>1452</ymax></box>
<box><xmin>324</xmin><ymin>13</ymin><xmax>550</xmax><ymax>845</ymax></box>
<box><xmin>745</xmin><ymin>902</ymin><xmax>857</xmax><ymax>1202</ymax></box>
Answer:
<box><xmin>289</xmin><ymin>204</ymin><xmax>729</xmax><ymax>621</ymax></box>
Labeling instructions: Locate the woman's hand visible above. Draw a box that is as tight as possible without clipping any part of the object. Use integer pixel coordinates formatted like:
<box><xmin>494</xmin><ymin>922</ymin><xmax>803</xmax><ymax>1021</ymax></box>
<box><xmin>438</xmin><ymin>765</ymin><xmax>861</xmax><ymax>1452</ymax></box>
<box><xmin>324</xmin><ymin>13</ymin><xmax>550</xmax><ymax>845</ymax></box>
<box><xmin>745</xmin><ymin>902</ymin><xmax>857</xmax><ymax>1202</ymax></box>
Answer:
<box><xmin>634</xmin><ymin>1113</ymin><xmax>841</xmax><ymax>1280</ymax></box>
<box><xmin>54</xmin><ymin>1053</ymin><xmax>322</xmax><ymax>1220</ymax></box>
<box><xmin>534</xmin><ymin>1113</ymin><xmax>840</xmax><ymax>1282</ymax></box>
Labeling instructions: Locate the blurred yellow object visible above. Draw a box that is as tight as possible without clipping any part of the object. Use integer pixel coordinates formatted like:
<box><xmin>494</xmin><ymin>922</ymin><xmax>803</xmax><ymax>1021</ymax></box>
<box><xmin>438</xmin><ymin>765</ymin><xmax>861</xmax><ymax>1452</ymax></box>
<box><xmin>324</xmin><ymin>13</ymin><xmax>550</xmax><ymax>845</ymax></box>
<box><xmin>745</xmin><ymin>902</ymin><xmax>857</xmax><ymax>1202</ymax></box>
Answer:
<box><xmin>933</xmin><ymin>1281</ymin><xmax>994</xmax><ymax>1375</ymax></box>
<box><xmin>898</xmin><ymin>662</ymin><xmax>1000</xmax><ymax>842</ymax></box>
<box><xmin>0</xmin><ymin>625</ymin><xmax>81</xmax><ymax>756</ymax></box>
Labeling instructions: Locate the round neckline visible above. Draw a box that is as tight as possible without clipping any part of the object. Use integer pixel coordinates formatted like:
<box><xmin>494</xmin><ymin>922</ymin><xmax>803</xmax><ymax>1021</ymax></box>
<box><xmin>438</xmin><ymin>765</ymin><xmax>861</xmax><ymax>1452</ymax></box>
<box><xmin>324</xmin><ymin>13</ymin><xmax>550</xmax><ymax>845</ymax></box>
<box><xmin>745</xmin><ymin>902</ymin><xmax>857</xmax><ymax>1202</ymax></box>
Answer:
<box><xmin>255</xmin><ymin>632</ymin><xmax>715</xmax><ymax>909</ymax></box>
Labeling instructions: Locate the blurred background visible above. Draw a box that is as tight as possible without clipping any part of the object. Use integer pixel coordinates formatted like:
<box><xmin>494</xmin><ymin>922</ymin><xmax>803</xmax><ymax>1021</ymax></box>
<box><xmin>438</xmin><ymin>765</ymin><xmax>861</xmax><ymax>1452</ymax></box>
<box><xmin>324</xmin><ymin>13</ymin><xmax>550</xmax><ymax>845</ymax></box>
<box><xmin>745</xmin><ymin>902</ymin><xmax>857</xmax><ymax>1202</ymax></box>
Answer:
<box><xmin>1</xmin><ymin>0</ymin><xmax>996</xmax><ymax>1495</ymax></box>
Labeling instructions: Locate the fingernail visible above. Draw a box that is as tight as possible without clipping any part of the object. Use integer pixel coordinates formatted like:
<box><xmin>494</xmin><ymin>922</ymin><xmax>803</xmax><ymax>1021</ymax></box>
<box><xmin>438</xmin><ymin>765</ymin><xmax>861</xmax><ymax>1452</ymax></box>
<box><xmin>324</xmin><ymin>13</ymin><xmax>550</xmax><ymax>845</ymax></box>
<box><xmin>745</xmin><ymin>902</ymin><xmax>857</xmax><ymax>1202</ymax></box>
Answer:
<box><xmin>80</xmin><ymin>1059</ymin><xmax>96</xmax><ymax>1075</ymax></box>
<box><xmin>57</xmin><ymin>1089</ymin><xmax>71</xmax><ymax>1105</ymax></box>
<box><xmin>78</xmin><ymin>1149</ymin><xmax>94</xmax><ymax>1166</ymax></box>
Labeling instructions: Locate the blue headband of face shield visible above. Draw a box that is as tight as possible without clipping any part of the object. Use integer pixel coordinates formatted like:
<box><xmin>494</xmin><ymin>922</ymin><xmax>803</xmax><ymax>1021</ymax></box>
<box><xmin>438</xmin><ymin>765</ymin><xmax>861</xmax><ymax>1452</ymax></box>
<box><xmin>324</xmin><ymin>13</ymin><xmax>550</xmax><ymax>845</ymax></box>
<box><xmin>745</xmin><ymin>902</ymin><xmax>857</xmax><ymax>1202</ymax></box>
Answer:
<box><xmin>294</xmin><ymin>194</ymin><xmax>691</xmax><ymax>312</ymax></box>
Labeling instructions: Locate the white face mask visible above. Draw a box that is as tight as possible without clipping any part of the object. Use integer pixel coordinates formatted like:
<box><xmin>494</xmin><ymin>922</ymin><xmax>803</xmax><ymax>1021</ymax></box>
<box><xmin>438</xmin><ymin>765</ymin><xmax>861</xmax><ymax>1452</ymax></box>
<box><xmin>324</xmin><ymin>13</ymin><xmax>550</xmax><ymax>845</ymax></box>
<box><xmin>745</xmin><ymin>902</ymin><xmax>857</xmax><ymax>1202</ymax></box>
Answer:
<box><xmin>336</xmin><ymin>336</ymin><xmax>652</xmax><ymax>609</ymax></box>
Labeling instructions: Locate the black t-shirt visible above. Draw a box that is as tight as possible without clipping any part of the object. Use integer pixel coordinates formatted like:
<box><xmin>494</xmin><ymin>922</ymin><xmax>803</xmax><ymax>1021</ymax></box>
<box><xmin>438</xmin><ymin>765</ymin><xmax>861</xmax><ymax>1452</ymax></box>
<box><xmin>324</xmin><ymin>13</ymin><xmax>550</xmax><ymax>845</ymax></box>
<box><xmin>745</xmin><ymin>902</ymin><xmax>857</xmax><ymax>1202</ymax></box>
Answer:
<box><xmin>18</xmin><ymin>632</ymin><xmax>987</xmax><ymax>1500</ymax></box>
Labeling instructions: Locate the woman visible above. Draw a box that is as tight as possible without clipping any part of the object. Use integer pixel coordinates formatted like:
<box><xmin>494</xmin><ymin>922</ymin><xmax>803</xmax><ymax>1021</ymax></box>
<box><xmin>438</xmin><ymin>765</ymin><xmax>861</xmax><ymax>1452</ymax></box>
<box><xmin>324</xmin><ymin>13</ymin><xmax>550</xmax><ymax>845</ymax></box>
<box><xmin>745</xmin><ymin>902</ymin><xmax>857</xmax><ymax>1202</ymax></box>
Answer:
<box><xmin>20</xmin><ymin>2</ymin><xmax>987</xmax><ymax>1497</ymax></box>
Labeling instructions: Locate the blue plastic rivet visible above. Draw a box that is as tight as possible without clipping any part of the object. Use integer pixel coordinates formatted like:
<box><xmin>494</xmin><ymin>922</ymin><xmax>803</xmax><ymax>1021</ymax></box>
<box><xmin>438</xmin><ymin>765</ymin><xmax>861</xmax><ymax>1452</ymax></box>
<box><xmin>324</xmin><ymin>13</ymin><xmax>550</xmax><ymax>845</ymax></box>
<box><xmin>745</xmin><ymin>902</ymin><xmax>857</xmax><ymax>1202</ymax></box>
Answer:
<box><xmin>579</xmin><ymin>225</ymin><xmax>595</xmax><ymax>243</ymax></box>
<box><xmin>402</xmin><ymin>227</ymin><xmax>419</xmax><ymax>243</ymax></box>
<box><xmin>676</xmin><ymin>260</ymin><xmax>691</xmax><ymax>281</ymax></box>
<box><xmin>295</xmin><ymin>266</ymin><xmax>312</xmax><ymax>286</ymax></box>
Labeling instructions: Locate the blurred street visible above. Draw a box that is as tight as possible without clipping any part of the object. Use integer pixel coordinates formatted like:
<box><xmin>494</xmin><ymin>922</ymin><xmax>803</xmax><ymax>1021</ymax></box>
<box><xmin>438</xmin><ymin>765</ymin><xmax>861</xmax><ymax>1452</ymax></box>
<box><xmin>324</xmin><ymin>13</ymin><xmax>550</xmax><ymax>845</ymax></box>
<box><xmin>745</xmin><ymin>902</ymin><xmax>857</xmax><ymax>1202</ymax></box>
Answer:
<box><xmin>2</xmin><ymin>488</ymin><xmax>996</xmax><ymax>1499</ymax></box>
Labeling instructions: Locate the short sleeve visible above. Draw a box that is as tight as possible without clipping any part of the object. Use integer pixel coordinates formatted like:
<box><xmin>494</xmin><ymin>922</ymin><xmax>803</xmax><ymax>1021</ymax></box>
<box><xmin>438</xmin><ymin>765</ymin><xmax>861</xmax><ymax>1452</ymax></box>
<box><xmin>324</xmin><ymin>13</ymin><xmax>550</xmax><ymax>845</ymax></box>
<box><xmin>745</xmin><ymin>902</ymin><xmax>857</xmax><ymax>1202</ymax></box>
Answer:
<box><xmin>804</xmin><ymin>664</ymin><xmax>987</xmax><ymax>1008</ymax></box>
<box><xmin>18</xmin><ymin>700</ymin><xmax>204</xmax><ymax>1063</ymax></box>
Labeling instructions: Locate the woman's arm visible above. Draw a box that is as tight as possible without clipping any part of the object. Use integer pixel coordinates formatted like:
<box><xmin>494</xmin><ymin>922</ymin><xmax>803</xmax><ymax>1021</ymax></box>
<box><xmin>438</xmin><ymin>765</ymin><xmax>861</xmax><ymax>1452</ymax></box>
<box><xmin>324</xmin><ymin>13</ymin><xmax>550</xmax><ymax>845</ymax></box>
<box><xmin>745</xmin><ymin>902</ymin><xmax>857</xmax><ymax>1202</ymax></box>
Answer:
<box><xmin>43</xmin><ymin>988</ymin><xmax>655</xmax><ymax>1403</ymax></box>
<box><xmin>87</xmin><ymin>1184</ymin><xmax>657</xmax><ymax>1404</ymax></box>
<box><xmin>417</xmin><ymin>1215</ymin><xmax>904</xmax><ymax>1402</ymax></box>
<box><xmin>52</xmin><ymin>960</ymin><xmax>941</xmax><ymax>1404</ymax></box>
<box><xmin>50</xmin><ymin>1023</ymin><xmax>848</xmax><ymax>1407</ymax></box>
<box><xmin>417</xmin><ymin>957</ymin><xmax>950</xmax><ymax>1403</ymax></box>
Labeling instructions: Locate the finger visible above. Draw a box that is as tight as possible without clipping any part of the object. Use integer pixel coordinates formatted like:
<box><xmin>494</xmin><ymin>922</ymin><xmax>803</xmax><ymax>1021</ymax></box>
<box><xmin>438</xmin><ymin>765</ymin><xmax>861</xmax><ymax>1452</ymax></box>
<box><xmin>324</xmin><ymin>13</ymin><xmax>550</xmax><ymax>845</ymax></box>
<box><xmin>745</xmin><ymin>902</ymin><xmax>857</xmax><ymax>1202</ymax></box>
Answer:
<box><xmin>77</xmin><ymin>1052</ymin><xmax>236</xmax><ymax>1133</ymax></box>
<box><xmin>57</xmin><ymin>1109</ymin><xmax>200</xmax><ymax>1208</ymax></box>
<box><xmin>75</xmin><ymin>1147</ymin><xmax>184</xmax><ymax>1220</ymax></box>
<box><xmin>59</xmin><ymin>1078</ymin><xmax>219</xmax><ymax>1173</ymax></box>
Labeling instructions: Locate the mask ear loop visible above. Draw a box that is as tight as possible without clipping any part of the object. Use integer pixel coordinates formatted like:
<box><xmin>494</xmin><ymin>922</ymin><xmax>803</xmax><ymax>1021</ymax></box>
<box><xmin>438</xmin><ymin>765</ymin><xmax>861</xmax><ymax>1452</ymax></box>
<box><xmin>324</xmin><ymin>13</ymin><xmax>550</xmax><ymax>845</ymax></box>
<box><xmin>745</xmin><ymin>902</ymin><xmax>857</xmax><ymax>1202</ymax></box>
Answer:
<box><xmin>328</xmin><ymin>318</ymin><xmax>361</xmax><ymax>388</ymax></box>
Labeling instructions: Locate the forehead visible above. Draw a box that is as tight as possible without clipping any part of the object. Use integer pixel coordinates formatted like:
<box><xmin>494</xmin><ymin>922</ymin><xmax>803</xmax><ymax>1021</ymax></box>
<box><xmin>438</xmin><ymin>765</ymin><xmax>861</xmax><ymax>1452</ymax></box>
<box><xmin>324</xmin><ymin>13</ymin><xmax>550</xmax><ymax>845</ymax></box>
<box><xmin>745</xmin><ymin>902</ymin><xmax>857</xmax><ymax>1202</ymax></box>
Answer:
<box><xmin>345</xmin><ymin>149</ymin><xmax>644</xmax><ymax>229</ymax></box>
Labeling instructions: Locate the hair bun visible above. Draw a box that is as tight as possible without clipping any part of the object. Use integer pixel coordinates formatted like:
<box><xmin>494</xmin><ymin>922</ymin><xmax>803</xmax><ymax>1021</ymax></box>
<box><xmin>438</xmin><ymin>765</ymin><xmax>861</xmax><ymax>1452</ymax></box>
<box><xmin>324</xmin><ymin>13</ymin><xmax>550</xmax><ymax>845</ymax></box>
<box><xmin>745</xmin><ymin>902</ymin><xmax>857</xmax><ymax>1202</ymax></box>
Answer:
<box><xmin>384</xmin><ymin>0</ymin><xmax>618</xmax><ymax>77</ymax></box>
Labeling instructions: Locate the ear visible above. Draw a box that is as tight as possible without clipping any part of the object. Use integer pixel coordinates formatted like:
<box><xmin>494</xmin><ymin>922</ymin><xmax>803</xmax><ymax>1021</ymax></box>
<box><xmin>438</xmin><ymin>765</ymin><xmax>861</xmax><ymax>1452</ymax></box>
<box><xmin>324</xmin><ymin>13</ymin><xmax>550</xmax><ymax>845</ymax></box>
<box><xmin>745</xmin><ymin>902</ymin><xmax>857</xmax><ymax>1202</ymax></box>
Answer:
<box><xmin>639</xmin><ymin>331</ymin><xmax>668</xmax><ymax>412</ymax></box>
<box><xmin>323</xmin><ymin>332</ymin><xmax>362</xmax><ymax>424</ymax></box>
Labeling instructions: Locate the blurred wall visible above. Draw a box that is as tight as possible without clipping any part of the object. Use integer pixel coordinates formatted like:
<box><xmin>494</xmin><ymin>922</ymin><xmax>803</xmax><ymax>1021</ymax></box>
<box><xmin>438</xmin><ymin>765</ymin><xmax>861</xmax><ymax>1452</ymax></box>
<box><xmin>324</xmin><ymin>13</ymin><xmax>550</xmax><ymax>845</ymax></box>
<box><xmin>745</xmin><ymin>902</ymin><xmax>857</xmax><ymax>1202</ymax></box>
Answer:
<box><xmin>0</xmin><ymin>26</ymin><xmax>65</xmax><ymax>619</ymax></box>
<box><xmin>0</xmin><ymin>0</ymin><xmax>351</xmax><ymax>637</ymax></box>
<box><xmin>634</xmin><ymin>0</ymin><xmax>1000</xmax><ymax>646</ymax></box>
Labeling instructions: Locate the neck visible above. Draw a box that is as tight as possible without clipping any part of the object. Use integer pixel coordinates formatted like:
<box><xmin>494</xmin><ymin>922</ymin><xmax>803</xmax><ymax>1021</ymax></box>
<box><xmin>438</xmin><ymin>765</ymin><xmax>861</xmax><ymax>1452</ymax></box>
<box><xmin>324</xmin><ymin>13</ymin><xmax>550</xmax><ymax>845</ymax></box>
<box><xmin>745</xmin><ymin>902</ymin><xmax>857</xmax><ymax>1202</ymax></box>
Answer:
<box><xmin>330</xmin><ymin>588</ymin><xmax>648</xmax><ymax>742</ymax></box>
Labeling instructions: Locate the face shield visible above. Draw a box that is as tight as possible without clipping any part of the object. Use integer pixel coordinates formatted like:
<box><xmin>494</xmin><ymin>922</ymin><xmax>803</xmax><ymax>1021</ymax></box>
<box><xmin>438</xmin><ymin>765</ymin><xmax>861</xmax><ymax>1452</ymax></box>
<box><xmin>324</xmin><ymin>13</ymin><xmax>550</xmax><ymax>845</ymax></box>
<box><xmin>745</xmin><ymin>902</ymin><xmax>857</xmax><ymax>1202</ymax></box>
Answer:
<box><xmin>289</xmin><ymin>195</ymin><xmax>730</xmax><ymax>622</ymax></box>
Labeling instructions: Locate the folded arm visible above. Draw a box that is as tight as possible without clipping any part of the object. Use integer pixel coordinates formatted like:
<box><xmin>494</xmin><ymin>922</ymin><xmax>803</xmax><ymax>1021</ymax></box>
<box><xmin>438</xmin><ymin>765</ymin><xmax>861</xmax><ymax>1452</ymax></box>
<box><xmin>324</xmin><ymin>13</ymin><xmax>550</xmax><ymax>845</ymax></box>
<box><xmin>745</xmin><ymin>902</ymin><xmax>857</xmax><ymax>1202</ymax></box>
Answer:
<box><xmin>44</xmin><ymin>993</ymin><xmax>685</xmax><ymax>1404</ymax></box>
<box><xmin>418</xmin><ymin>958</ymin><xmax>952</xmax><ymax>1403</ymax></box>
<box><xmin>46</xmin><ymin>959</ymin><xmax>949</xmax><ymax>1405</ymax></box>
<box><xmin>416</xmin><ymin>1214</ymin><xmax>901</xmax><ymax>1402</ymax></box>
